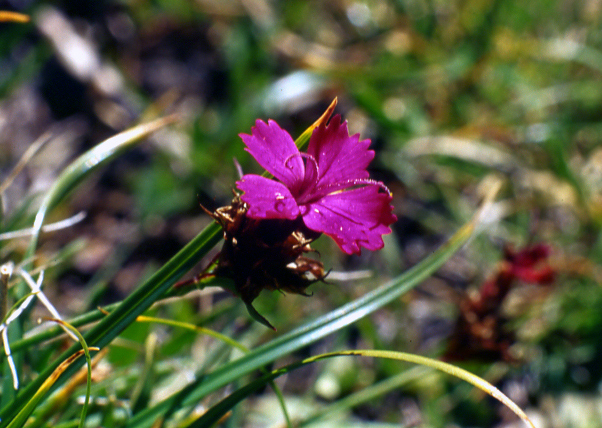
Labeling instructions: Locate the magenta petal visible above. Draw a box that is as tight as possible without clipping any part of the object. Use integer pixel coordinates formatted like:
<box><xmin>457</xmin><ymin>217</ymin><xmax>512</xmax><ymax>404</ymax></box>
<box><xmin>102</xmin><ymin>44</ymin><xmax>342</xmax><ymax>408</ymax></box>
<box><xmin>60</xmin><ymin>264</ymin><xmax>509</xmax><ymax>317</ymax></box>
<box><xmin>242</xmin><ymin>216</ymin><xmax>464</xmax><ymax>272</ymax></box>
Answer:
<box><xmin>307</xmin><ymin>115</ymin><xmax>374</xmax><ymax>193</ymax></box>
<box><xmin>240</xmin><ymin>120</ymin><xmax>304</xmax><ymax>195</ymax></box>
<box><xmin>237</xmin><ymin>175</ymin><xmax>300</xmax><ymax>220</ymax></box>
<box><xmin>301</xmin><ymin>186</ymin><xmax>397</xmax><ymax>255</ymax></box>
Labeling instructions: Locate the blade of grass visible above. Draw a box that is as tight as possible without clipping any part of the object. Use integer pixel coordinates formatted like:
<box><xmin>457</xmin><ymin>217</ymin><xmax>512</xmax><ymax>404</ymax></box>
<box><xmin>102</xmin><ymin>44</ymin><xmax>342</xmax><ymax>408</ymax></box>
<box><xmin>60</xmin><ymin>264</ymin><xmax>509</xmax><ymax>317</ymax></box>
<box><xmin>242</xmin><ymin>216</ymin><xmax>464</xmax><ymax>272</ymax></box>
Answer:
<box><xmin>0</xmin><ymin>131</ymin><xmax>52</xmax><ymax>196</ymax></box>
<box><xmin>5</xmin><ymin>344</ymin><xmax>98</xmax><ymax>428</ymax></box>
<box><xmin>25</xmin><ymin>349</ymin><xmax>108</xmax><ymax>428</ymax></box>
<box><xmin>43</xmin><ymin>318</ymin><xmax>95</xmax><ymax>428</ymax></box>
<box><xmin>0</xmin><ymin>211</ymin><xmax>86</xmax><ymax>241</ymax></box>
<box><xmin>24</xmin><ymin>115</ymin><xmax>177</xmax><ymax>266</ymax></box>
<box><xmin>190</xmin><ymin>350</ymin><xmax>534</xmax><ymax>428</ymax></box>
<box><xmin>135</xmin><ymin>315</ymin><xmax>247</xmax><ymax>352</ymax></box>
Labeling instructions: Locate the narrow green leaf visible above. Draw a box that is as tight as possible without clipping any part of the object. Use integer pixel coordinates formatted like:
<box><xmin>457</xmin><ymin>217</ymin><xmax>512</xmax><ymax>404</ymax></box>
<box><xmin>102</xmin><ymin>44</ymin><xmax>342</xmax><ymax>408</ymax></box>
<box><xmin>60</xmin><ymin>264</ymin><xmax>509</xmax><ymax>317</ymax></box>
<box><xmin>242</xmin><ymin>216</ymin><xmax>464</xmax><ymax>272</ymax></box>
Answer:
<box><xmin>190</xmin><ymin>350</ymin><xmax>534</xmax><ymax>428</ymax></box>
<box><xmin>5</xmin><ymin>349</ymin><xmax>89</xmax><ymax>428</ymax></box>
<box><xmin>42</xmin><ymin>319</ymin><xmax>95</xmax><ymax>428</ymax></box>
<box><xmin>24</xmin><ymin>116</ymin><xmax>178</xmax><ymax>266</ymax></box>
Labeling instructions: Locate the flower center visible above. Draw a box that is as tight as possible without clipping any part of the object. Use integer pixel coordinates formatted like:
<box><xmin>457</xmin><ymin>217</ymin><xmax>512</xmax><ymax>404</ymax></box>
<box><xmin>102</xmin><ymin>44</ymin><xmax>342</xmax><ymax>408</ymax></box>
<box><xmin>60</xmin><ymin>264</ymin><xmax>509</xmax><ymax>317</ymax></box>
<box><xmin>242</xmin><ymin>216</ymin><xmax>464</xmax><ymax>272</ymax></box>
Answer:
<box><xmin>285</xmin><ymin>153</ymin><xmax>320</xmax><ymax>197</ymax></box>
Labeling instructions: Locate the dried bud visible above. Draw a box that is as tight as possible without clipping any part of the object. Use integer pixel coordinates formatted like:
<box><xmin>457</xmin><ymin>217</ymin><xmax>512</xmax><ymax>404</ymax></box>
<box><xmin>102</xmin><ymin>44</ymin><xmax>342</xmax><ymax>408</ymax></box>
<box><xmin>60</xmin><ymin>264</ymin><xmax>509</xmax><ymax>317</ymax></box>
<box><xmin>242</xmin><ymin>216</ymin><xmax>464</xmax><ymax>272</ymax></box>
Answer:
<box><xmin>207</xmin><ymin>195</ymin><xmax>327</xmax><ymax>325</ymax></box>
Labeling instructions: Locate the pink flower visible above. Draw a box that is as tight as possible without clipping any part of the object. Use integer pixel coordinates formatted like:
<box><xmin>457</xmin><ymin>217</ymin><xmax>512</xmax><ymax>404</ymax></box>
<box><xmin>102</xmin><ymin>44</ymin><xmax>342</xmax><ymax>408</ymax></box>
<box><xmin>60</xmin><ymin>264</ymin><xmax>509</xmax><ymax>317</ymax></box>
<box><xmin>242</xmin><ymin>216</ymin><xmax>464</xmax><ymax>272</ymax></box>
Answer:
<box><xmin>236</xmin><ymin>115</ymin><xmax>397</xmax><ymax>255</ymax></box>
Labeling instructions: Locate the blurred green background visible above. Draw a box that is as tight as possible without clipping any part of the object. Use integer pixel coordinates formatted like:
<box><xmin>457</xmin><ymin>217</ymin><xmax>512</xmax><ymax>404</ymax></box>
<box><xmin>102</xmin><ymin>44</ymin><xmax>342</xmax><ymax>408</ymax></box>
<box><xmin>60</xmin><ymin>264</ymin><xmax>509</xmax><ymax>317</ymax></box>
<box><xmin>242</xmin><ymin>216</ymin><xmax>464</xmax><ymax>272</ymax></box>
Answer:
<box><xmin>1</xmin><ymin>0</ymin><xmax>602</xmax><ymax>426</ymax></box>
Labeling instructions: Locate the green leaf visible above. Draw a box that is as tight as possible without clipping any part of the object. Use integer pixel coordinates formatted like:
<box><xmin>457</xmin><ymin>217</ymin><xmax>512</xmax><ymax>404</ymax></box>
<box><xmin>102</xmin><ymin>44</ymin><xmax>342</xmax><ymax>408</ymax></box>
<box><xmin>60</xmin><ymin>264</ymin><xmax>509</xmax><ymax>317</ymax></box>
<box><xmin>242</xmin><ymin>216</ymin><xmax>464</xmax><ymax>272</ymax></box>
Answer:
<box><xmin>24</xmin><ymin>116</ymin><xmax>178</xmax><ymax>265</ymax></box>
<box><xmin>189</xmin><ymin>349</ymin><xmax>534</xmax><ymax>428</ymax></box>
<box><xmin>3</xmin><ymin>349</ymin><xmax>90</xmax><ymax>428</ymax></box>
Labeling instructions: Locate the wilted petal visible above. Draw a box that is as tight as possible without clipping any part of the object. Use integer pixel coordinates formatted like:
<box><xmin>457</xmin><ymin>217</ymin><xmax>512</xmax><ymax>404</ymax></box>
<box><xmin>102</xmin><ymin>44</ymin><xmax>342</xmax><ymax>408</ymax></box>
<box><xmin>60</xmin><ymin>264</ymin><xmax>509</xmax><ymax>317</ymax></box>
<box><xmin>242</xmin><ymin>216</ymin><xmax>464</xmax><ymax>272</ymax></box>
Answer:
<box><xmin>301</xmin><ymin>185</ymin><xmax>397</xmax><ymax>255</ymax></box>
<box><xmin>307</xmin><ymin>115</ymin><xmax>374</xmax><ymax>193</ymax></box>
<box><xmin>237</xmin><ymin>174</ymin><xmax>299</xmax><ymax>220</ymax></box>
<box><xmin>240</xmin><ymin>120</ymin><xmax>304</xmax><ymax>194</ymax></box>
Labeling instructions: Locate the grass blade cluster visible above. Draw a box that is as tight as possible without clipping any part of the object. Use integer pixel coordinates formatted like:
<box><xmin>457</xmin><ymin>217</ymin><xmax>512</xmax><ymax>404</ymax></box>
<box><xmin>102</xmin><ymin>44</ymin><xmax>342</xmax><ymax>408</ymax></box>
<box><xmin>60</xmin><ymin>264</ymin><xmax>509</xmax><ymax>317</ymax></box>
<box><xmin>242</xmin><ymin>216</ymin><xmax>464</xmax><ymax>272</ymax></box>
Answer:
<box><xmin>124</xmin><ymin>212</ymin><xmax>476</xmax><ymax>428</ymax></box>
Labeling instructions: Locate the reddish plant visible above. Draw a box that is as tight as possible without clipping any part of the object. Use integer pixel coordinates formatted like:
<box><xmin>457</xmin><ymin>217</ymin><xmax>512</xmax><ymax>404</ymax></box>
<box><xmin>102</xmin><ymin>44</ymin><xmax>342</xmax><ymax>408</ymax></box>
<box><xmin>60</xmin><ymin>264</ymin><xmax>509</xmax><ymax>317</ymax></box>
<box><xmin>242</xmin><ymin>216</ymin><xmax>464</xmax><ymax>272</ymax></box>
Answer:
<box><xmin>444</xmin><ymin>244</ymin><xmax>555</xmax><ymax>362</ymax></box>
